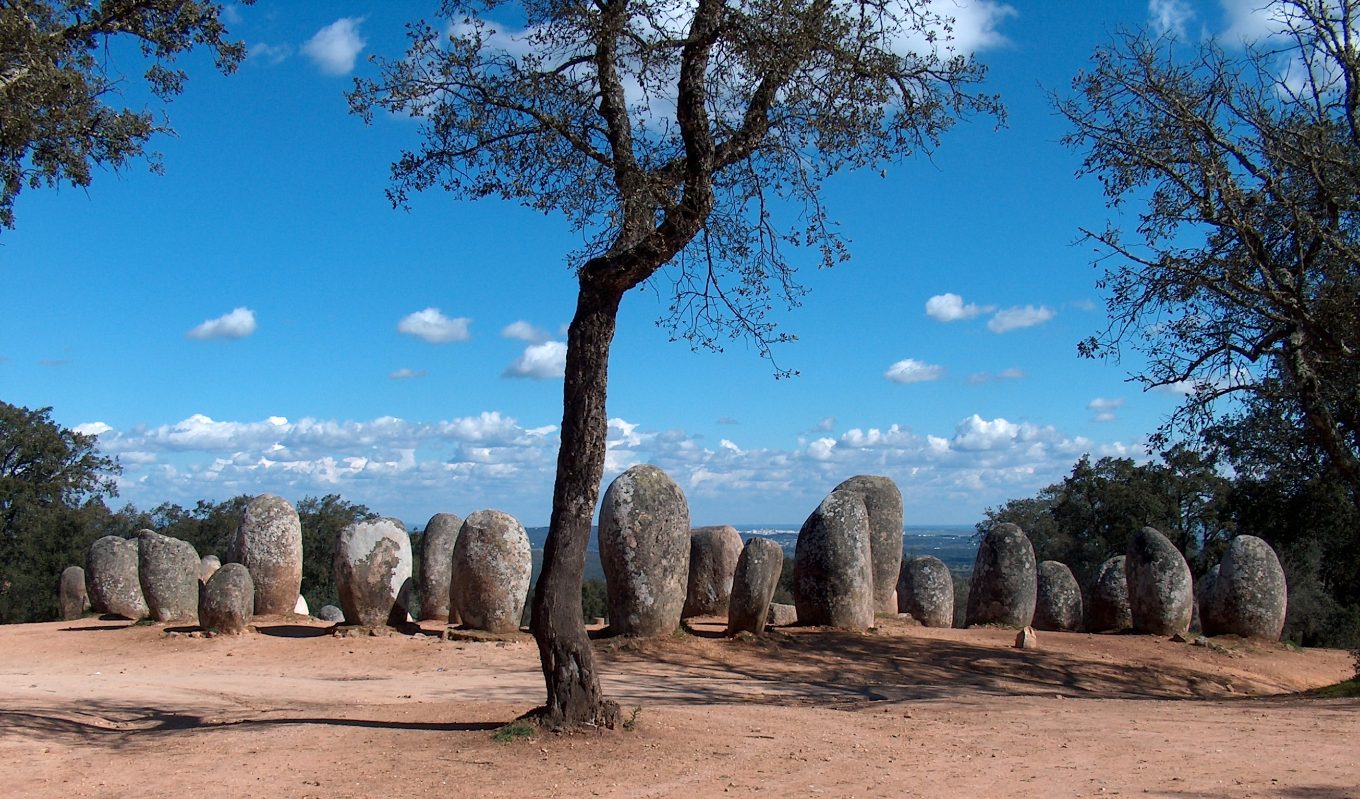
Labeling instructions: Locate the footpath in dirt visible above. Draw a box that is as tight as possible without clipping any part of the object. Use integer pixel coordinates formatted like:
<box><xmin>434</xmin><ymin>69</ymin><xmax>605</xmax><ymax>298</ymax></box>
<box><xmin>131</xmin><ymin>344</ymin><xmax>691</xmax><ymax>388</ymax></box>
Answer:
<box><xmin>2</xmin><ymin>614</ymin><xmax>1357</xmax><ymax>799</ymax></box>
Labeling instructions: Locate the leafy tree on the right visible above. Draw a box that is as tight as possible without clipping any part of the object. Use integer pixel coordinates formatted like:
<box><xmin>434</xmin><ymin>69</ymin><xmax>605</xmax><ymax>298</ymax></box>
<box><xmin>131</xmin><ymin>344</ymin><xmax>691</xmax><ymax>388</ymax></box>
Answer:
<box><xmin>1055</xmin><ymin>1</ymin><xmax>1360</xmax><ymax>500</ymax></box>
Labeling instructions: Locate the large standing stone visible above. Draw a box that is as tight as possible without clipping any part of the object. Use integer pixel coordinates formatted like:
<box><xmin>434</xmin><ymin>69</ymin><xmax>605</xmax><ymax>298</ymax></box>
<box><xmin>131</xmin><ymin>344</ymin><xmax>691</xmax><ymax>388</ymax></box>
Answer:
<box><xmin>199</xmin><ymin>563</ymin><xmax>255</xmax><ymax>635</ymax></box>
<box><xmin>793</xmin><ymin>489</ymin><xmax>874</xmax><ymax>630</ymax></box>
<box><xmin>1192</xmin><ymin>564</ymin><xmax>1219</xmax><ymax>635</ymax></box>
<box><xmin>726</xmin><ymin>537</ymin><xmax>784</xmax><ymax>635</ymax></box>
<box><xmin>450</xmin><ymin>510</ymin><xmax>532</xmax><ymax>633</ymax></box>
<box><xmin>420</xmin><ymin>512</ymin><xmax>464</xmax><ymax>623</ymax></box>
<box><xmin>833</xmin><ymin>475</ymin><xmax>904</xmax><ymax>614</ymax></box>
<box><xmin>334</xmin><ymin>518</ymin><xmax>413</xmax><ymax>627</ymax></box>
<box><xmin>228</xmin><ymin>494</ymin><xmax>303</xmax><ymax>616</ymax></box>
<box><xmin>86</xmin><ymin>536</ymin><xmax>147</xmax><ymax>619</ymax></box>
<box><xmin>138</xmin><ymin>530</ymin><xmax>200</xmax><ymax>624</ymax></box>
<box><xmin>1203</xmin><ymin>535</ymin><xmax>1288</xmax><ymax>639</ymax></box>
<box><xmin>199</xmin><ymin>555</ymin><xmax>221</xmax><ymax>584</ymax></box>
<box><xmin>1126</xmin><ymin>527</ymin><xmax>1194</xmax><ymax>636</ymax></box>
<box><xmin>599</xmin><ymin>465</ymin><xmax>691</xmax><ymax>637</ymax></box>
<box><xmin>1089</xmin><ymin>555</ymin><xmax>1132</xmax><ymax>633</ymax></box>
<box><xmin>965</xmin><ymin>523</ymin><xmax>1037</xmax><ymax>627</ymax></box>
<box><xmin>683</xmin><ymin>525</ymin><xmax>744</xmax><ymax>617</ymax></box>
<box><xmin>896</xmin><ymin>555</ymin><xmax>954</xmax><ymax>628</ymax></box>
<box><xmin>59</xmin><ymin>566</ymin><xmax>89</xmax><ymax>621</ymax></box>
<box><xmin>1034</xmin><ymin>561</ymin><xmax>1083</xmax><ymax>632</ymax></box>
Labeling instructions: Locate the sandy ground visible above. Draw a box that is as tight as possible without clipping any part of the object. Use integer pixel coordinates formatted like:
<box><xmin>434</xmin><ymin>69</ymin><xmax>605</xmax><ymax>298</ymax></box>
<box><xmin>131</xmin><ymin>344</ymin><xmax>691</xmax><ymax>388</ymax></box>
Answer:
<box><xmin>2</xmin><ymin>614</ymin><xmax>1357</xmax><ymax>799</ymax></box>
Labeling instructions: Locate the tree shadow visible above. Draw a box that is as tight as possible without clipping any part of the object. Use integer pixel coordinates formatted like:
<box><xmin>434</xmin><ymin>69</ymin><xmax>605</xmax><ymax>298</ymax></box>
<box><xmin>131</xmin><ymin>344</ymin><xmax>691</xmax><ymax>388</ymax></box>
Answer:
<box><xmin>60</xmin><ymin>623</ymin><xmax>133</xmax><ymax>632</ymax></box>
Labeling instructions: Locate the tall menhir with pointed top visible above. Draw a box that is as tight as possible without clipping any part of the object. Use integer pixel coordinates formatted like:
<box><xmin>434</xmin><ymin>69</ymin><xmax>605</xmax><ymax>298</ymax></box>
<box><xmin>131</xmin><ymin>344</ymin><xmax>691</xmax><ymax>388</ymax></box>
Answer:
<box><xmin>352</xmin><ymin>0</ymin><xmax>1001</xmax><ymax>728</ymax></box>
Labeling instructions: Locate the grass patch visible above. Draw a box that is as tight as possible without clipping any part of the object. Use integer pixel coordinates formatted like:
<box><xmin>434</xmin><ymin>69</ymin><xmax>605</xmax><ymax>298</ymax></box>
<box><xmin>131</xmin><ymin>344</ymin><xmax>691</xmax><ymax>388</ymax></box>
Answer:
<box><xmin>623</xmin><ymin>706</ymin><xmax>642</xmax><ymax>732</ymax></box>
<box><xmin>1311</xmin><ymin>679</ymin><xmax>1360</xmax><ymax>698</ymax></box>
<box><xmin>491</xmin><ymin>722</ymin><xmax>535</xmax><ymax>742</ymax></box>
<box><xmin>132</xmin><ymin>618</ymin><xmax>156</xmax><ymax>627</ymax></box>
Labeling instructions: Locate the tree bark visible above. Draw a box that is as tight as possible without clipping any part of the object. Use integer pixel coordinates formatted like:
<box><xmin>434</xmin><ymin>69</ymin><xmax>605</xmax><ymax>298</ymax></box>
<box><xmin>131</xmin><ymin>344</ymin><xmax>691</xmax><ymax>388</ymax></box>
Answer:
<box><xmin>529</xmin><ymin>278</ymin><xmax>624</xmax><ymax>729</ymax></box>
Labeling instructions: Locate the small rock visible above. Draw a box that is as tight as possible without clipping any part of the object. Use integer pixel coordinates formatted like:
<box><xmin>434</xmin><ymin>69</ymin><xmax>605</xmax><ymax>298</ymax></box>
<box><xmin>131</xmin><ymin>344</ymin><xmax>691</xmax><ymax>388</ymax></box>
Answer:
<box><xmin>767</xmin><ymin>602</ymin><xmax>798</xmax><ymax>627</ymax></box>
<box><xmin>199</xmin><ymin>555</ymin><xmax>221</xmax><ymax>584</ymax></box>
<box><xmin>294</xmin><ymin>594</ymin><xmax>309</xmax><ymax>616</ymax></box>
<box><xmin>316</xmin><ymin>604</ymin><xmax>345</xmax><ymax>622</ymax></box>
<box><xmin>1171</xmin><ymin>632</ymin><xmax>1189</xmax><ymax>643</ymax></box>
<box><xmin>1015</xmin><ymin>626</ymin><xmax>1039</xmax><ymax>649</ymax></box>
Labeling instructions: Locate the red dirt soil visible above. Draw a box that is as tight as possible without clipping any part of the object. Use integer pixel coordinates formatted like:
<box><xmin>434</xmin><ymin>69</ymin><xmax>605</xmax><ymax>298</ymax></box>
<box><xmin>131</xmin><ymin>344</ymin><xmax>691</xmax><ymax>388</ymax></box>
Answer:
<box><xmin>2</xmin><ymin>614</ymin><xmax>1356</xmax><ymax>798</ymax></box>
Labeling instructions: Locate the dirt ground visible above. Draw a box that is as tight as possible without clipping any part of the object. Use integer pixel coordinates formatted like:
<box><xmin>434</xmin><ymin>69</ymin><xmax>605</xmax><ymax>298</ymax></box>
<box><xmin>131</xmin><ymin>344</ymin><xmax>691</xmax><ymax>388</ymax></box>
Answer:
<box><xmin>2</xmin><ymin>614</ymin><xmax>1357</xmax><ymax>799</ymax></box>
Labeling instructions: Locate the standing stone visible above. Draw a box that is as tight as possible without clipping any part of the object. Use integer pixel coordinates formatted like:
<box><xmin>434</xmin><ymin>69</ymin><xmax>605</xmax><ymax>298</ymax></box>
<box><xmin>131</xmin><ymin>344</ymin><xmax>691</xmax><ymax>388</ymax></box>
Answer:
<box><xmin>317</xmin><ymin>604</ymin><xmax>345</xmax><ymax>623</ymax></box>
<box><xmin>965</xmin><ymin>523</ymin><xmax>1037</xmax><ymax>627</ymax></box>
<box><xmin>833</xmin><ymin>475</ymin><xmax>904</xmax><ymax>614</ymax></box>
<box><xmin>199</xmin><ymin>555</ymin><xmax>221</xmax><ymax>584</ymax></box>
<box><xmin>1203</xmin><ymin>535</ymin><xmax>1288</xmax><ymax>639</ymax></box>
<box><xmin>420</xmin><ymin>512</ymin><xmax>464</xmax><ymax>623</ymax></box>
<box><xmin>59</xmin><ymin>566</ymin><xmax>89</xmax><ymax>621</ymax></box>
<box><xmin>228</xmin><ymin>494</ymin><xmax>303</xmax><ymax>616</ymax></box>
<box><xmin>683</xmin><ymin>525</ymin><xmax>744</xmax><ymax>617</ymax></box>
<box><xmin>1034</xmin><ymin>561</ymin><xmax>1083</xmax><ymax>632</ymax></box>
<box><xmin>293</xmin><ymin>594</ymin><xmax>309</xmax><ymax>616</ymax></box>
<box><xmin>599</xmin><ymin>465</ymin><xmax>691</xmax><ymax>637</ymax></box>
<box><xmin>450</xmin><ymin>510</ymin><xmax>532</xmax><ymax>633</ymax></box>
<box><xmin>726</xmin><ymin>537</ymin><xmax>784</xmax><ymax>635</ymax></box>
<box><xmin>1126</xmin><ymin>526</ymin><xmax>1194</xmax><ymax>636</ymax></box>
<box><xmin>1192</xmin><ymin>564</ymin><xmax>1218</xmax><ymax>635</ymax></box>
<box><xmin>896</xmin><ymin>555</ymin><xmax>954</xmax><ymax>628</ymax></box>
<box><xmin>793</xmin><ymin>489</ymin><xmax>874</xmax><ymax>630</ymax></box>
<box><xmin>86</xmin><ymin>536</ymin><xmax>147</xmax><ymax>619</ymax></box>
<box><xmin>138</xmin><ymin>530</ymin><xmax>200</xmax><ymax>624</ymax></box>
<box><xmin>334</xmin><ymin>518</ymin><xmax>413</xmax><ymax>627</ymax></box>
<box><xmin>1089</xmin><ymin>556</ymin><xmax>1132</xmax><ymax>633</ymax></box>
<box><xmin>199</xmin><ymin>563</ymin><xmax>255</xmax><ymax>635</ymax></box>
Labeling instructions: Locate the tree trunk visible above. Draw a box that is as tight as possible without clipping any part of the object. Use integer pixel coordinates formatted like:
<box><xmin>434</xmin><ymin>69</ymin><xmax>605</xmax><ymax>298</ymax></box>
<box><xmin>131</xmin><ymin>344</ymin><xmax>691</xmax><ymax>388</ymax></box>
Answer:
<box><xmin>529</xmin><ymin>279</ymin><xmax>624</xmax><ymax>730</ymax></box>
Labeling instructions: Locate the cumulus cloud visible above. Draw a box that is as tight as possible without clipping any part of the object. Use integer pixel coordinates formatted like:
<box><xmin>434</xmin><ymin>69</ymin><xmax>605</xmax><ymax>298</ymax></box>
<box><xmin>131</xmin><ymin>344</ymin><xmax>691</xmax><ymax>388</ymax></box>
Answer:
<box><xmin>504</xmin><ymin>341</ymin><xmax>567</xmax><ymax>379</ymax></box>
<box><xmin>925</xmin><ymin>292</ymin><xmax>994</xmax><ymax>322</ymax></box>
<box><xmin>1220</xmin><ymin>0</ymin><xmax>1288</xmax><ymax>43</ymax></box>
<box><xmin>302</xmin><ymin>17</ymin><xmax>366</xmax><ymax>75</ymax></box>
<box><xmin>501</xmin><ymin>320</ymin><xmax>553</xmax><ymax>342</ymax></box>
<box><xmin>987</xmin><ymin>305</ymin><xmax>1055</xmax><ymax>333</ymax></box>
<box><xmin>929</xmin><ymin>0</ymin><xmax>1018</xmax><ymax>54</ymax></box>
<box><xmin>186</xmin><ymin>307</ymin><xmax>257</xmax><ymax>340</ymax></box>
<box><xmin>813</xmin><ymin>416</ymin><xmax>836</xmax><ymax>432</ymax></box>
<box><xmin>885</xmin><ymin>358</ymin><xmax>947</xmax><ymax>384</ymax></box>
<box><xmin>250</xmin><ymin>42</ymin><xmax>292</xmax><ymax>65</ymax></box>
<box><xmin>1087</xmin><ymin>396</ymin><xmax>1125</xmax><ymax>423</ymax></box>
<box><xmin>1149</xmin><ymin>0</ymin><xmax>1195</xmax><ymax>37</ymax></box>
<box><xmin>397</xmin><ymin>308</ymin><xmax>471</xmax><ymax>343</ymax></box>
<box><xmin>389</xmin><ymin>368</ymin><xmax>426</xmax><ymax>379</ymax></box>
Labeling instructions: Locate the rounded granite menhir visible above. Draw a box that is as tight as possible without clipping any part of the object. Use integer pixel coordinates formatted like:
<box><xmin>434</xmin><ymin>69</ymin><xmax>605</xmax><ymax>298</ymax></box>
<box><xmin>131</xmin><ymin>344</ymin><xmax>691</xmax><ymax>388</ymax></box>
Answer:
<box><xmin>1126</xmin><ymin>527</ymin><xmax>1194</xmax><ymax>636</ymax></box>
<box><xmin>450</xmin><ymin>510</ymin><xmax>532</xmax><ymax>633</ymax></box>
<box><xmin>59</xmin><ymin>566</ymin><xmax>90</xmax><ymax>621</ymax></box>
<box><xmin>419</xmin><ymin>512</ymin><xmax>464</xmax><ymax>623</ymax></box>
<box><xmin>1089</xmin><ymin>555</ymin><xmax>1132</xmax><ymax>633</ymax></box>
<box><xmin>1202</xmin><ymin>535</ymin><xmax>1288</xmax><ymax>640</ymax></box>
<box><xmin>334</xmin><ymin>517</ymin><xmax>413</xmax><ymax>627</ymax></box>
<box><xmin>897</xmin><ymin>555</ymin><xmax>954</xmax><ymax>628</ymax></box>
<box><xmin>199</xmin><ymin>563</ymin><xmax>255</xmax><ymax>635</ymax></box>
<box><xmin>793</xmin><ymin>489</ymin><xmax>874</xmax><ymax>630</ymax></box>
<box><xmin>833</xmin><ymin>475</ymin><xmax>904</xmax><ymax>614</ymax></box>
<box><xmin>683</xmin><ymin>525</ymin><xmax>743</xmax><ymax>618</ymax></box>
<box><xmin>965</xmin><ymin>523</ymin><xmax>1037</xmax><ymax>627</ymax></box>
<box><xmin>138</xmin><ymin>529</ymin><xmax>200</xmax><ymax>623</ymax></box>
<box><xmin>86</xmin><ymin>535</ymin><xmax>148</xmax><ymax>620</ymax></box>
<box><xmin>1034</xmin><ymin>560</ymin><xmax>1083</xmax><ymax>632</ymax></box>
<box><xmin>599</xmin><ymin>465</ymin><xmax>691</xmax><ymax>638</ymax></box>
<box><xmin>228</xmin><ymin>494</ymin><xmax>303</xmax><ymax>616</ymax></box>
<box><xmin>727</xmin><ymin>537</ymin><xmax>785</xmax><ymax>635</ymax></box>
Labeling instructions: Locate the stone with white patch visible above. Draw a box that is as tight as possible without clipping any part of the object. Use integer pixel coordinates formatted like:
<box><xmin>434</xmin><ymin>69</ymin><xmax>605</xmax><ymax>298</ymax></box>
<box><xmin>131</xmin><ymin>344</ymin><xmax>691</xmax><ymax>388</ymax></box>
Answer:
<box><xmin>333</xmin><ymin>518</ymin><xmax>413</xmax><ymax>627</ymax></box>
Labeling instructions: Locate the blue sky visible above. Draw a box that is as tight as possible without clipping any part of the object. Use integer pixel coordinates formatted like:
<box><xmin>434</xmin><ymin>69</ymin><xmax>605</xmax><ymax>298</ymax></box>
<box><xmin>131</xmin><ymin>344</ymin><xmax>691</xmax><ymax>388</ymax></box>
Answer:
<box><xmin>0</xmin><ymin>1</ymin><xmax>1273</xmax><ymax>527</ymax></box>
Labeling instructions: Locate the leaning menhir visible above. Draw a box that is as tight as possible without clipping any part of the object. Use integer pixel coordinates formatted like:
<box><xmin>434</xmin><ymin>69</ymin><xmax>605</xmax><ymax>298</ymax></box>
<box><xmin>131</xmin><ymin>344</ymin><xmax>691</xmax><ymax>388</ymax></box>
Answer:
<box><xmin>833</xmin><ymin>475</ymin><xmax>904</xmax><ymax>614</ymax></box>
<box><xmin>599</xmin><ymin>464</ymin><xmax>691</xmax><ymax>637</ymax></box>
<box><xmin>450</xmin><ymin>510</ymin><xmax>532</xmax><ymax>633</ymax></box>
<box><xmin>726</xmin><ymin>537</ymin><xmax>785</xmax><ymax>635</ymax></box>
<box><xmin>1089</xmin><ymin>555</ymin><xmax>1132</xmax><ymax>633</ymax></box>
<box><xmin>1034</xmin><ymin>560</ymin><xmax>1082</xmax><ymax>632</ymax></box>
<box><xmin>59</xmin><ymin>566</ymin><xmax>89</xmax><ymax>621</ymax></box>
<box><xmin>793</xmin><ymin>489</ymin><xmax>874</xmax><ymax>630</ymax></box>
<box><xmin>138</xmin><ymin>530</ymin><xmax>200</xmax><ymax>623</ymax></box>
<box><xmin>1202</xmin><ymin>535</ymin><xmax>1287</xmax><ymax>640</ymax></box>
<box><xmin>334</xmin><ymin>517</ymin><xmax>413</xmax><ymax>627</ymax></box>
<box><xmin>420</xmin><ymin>512</ymin><xmax>464</xmax><ymax>623</ymax></box>
<box><xmin>683</xmin><ymin>525</ymin><xmax>743</xmax><ymax>617</ymax></box>
<box><xmin>965</xmin><ymin>523</ymin><xmax>1037</xmax><ymax>627</ymax></box>
<box><xmin>1125</xmin><ymin>526</ymin><xmax>1194</xmax><ymax>636</ymax></box>
<box><xmin>897</xmin><ymin>555</ymin><xmax>954</xmax><ymax>628</ymax></box>
<box><xmin>199</xmin><ymin>563</ymin><xmax>255</xmax><ymax>635</ymax></box>
<box><xmin>86</xmin><ymin>535</ymin><xmax>148</xmax><ymax>620</ymax></box>
<box><xmin>228</xmin><ymin>494</ymin><xmax>303</xmax><ymax>615</ymax></box>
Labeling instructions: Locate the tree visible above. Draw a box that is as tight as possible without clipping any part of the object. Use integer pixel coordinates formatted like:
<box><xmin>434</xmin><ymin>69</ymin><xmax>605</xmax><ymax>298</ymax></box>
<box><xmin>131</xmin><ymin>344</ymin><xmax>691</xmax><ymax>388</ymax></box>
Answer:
<box><xmin>0</xmin><ymin>401</ymin><xmax>120</xmax><ymax>623</ymax></box>
<box><xmin>0</xmin><ymin>0</ymin><xmax>253</xmax><ymax>230</ymax></box>
<box><xmin>1055</xmin><ymin>2</ymin><xmax>1360</xmax><ymax>498</ymax></box>
<box><xmin>352</xmin><ymin>0</ymin><xmax>999</xmax><ymax>727</ymax></box>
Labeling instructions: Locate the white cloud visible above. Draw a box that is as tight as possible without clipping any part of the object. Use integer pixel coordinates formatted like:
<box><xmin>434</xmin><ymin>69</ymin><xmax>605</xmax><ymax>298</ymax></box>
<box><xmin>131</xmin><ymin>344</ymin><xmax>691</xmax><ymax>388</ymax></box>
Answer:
<box><xmin>186</xmin><ymin>307</ymin><xmax>257</xmax><ymax>340</ymax></box>
<box><xmin>250</xmin><ymin>42</ymin><xmax>292</xmax><ymax>65</ymax></box>
<box><xmin>925</xmin><ymin>292</ymin><xmax>994</xmax><ymax>322</ymax></box>
<box><xmin>1087</xmin><ymin>396</ymin><xmax>1125</xmax><ymax>423</ymax></box>
<box><xmin>884</xmin><ymin>358</ymin><xmax>947</xmax><ymax>384</ymax></box>
<box><xmin>504</xmin><ymin>341</ymin><xmax>567</xmax><ymax>379</ymax></box>
<box><xmin>397</xmin><ymin>308</ymin><xmax>471</xmax><ymax>343</ymax></box>
<box><xmin>74</xmin><ymin>422</ymin><xmax>113</xmax><ymax>437</ymax></box>
<box><xmin>997</xmin><ymin>367</ymin><xmax>1027</xmax><ymax>380</ymax></box>
<box><xmin>501</xmin><ymin>320</ymin><xmax>553</xmax><ymax>342</ymax></box>
<box><xmin>1070</xmin><ymin>299</ymin><xmax>1098</xmax><ymax>312</ymax></box>
<box><xmin>929</xmin><ymin>0</ymin><xmax>1018</xmax><ymax>54</ymax></box>
<box><xmin>813</xmin><ymin>416</ymin><xmax>837</xmax><ymax>432</ymax></box>
<box><xmin>987</xmin><ymin>305</ymin><xmax>1055</xmax><ymax>333</ymax></box>
<box><xmin>302</xmin><ymin>17</ymin><xmax>367</xmax><ymax>75</ymax></box>
<box><xmin>1220</xmin><ymin>0</ymin><xmax>1287</xmax><ymax>43</ymax></box>
<box><xmin>966</xmin><ymin>372</ymin><xmax>991</xmax><ymax>385</ymax></box>
<box><xmin>1150</xmin><ymin>0</ymin><xmax>1195</xmax><ymax>37</ymax></box>
<box><xmin>389</xmin><ymin>368</ymin><xmax>426</xmax><ymax>379</ymax></box>
<box><xmin>717</xmin><ymin>417</ymin><xmax>740</xmax><ymax>425</ymax></box>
